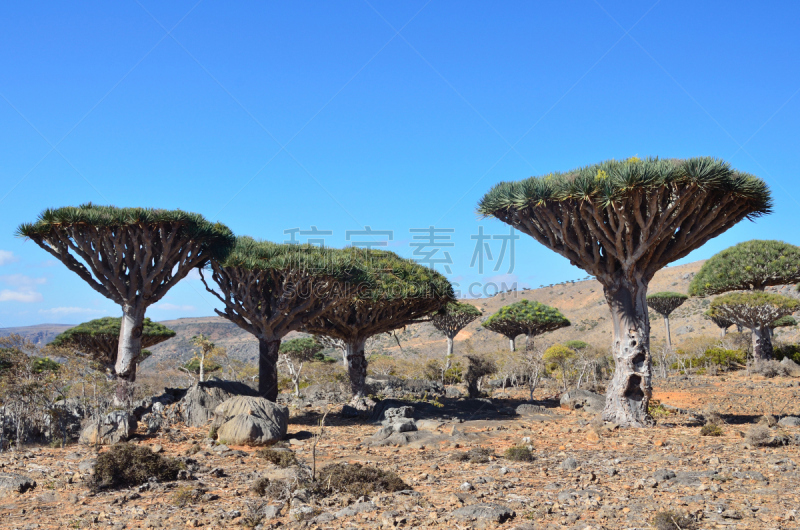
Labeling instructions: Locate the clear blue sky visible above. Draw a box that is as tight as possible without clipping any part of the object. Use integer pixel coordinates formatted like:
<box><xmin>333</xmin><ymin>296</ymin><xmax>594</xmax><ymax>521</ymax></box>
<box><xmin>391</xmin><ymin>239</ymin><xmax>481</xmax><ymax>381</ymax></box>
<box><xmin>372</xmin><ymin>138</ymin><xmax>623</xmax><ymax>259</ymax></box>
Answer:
<box><xmin>1</xmin><ymin>1</ymin><xmax>798</xmax><ymax>326</ymax></box>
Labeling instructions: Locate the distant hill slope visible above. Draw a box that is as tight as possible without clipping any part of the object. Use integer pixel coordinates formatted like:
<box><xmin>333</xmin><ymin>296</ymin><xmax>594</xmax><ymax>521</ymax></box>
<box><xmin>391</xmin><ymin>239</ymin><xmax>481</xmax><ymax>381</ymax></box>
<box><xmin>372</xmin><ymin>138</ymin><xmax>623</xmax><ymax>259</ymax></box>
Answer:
<box><xmin>3</xmin><ymin>260</ymin><xmax>798</xmax><ymax>372</ymax></box>
<box><xmin>0</xmin><ymin>324</ymin><xmax>74</xmax><ymax>346</ymax></box>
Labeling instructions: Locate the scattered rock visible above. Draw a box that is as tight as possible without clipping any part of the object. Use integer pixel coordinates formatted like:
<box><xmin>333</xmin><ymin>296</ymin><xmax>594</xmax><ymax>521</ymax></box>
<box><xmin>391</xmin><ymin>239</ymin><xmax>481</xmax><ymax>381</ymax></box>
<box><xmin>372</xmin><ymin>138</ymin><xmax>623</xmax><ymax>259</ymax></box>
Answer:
<box><xmin>177</xmin><ymin>380</ymin><xmax>259</xmax><ymax>427</ymax></box>
<box><xmin>212</xmin><ymin>396</ymin><xmax>289</xmax><ymax>446</ymax></box>
<box><xmin>780</xmin><ymin>357</ymin><xmax>800</xmax><ymax>377</ymax></box>
<box><xmin>559</xmin><ymin>389</ymin><xmax>605</xmax><ymax>414</ymax></box>
<box><xmin>451</xmin><ymin>503</ymin><xmax>515</xmax><ymax>523</ymax></box>
<box><xmin>335</xmin><ymin>501</ymin><xmax>376</xmax><ymax>518</ymax></box>
<box><xmin>79</xmin><ymin>410</ymin><xmax>137</xmax><ymax>445</ymax></box>
<box><xmin>0</xmin><ymin>473</ymin><xmax>36</xmax><ymax>493</ymax></box>
<box><xmin>561</xmin><ymin>457</ymin><xmax>579</xmax><ymax>471</ymax></box>
<box><xmin>778</xmin><ymin>416</ymin><xmax>800</xmax><ymax>427</ymax></box>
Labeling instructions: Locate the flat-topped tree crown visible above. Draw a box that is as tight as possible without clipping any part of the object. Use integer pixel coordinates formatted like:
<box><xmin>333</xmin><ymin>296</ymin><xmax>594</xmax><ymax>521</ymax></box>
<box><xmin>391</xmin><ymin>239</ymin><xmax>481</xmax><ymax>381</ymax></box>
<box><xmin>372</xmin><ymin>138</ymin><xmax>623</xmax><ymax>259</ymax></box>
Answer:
<box><xmin>483</xmin><ymin>299</ymin><xmax>570</xmax><ymax>351</ymax></box>
<box><xmin>17</xmin><ymin>204</ymin><xmax>233</xmax><ymax>401</ymax></box>
<box><xmin>201</xmin><ymin>236</ymin><xmax>373</xmax><ymax>401</ymax></box>
<box><xmin>51</xmin><ymin>317</ymin><xmax>175</xmax><ymax>371</ymax></box>
<box><xmin>646</xmin><ymin>292</ymin><xmax>688</xmax><ymax>316</ymax></box>
<box><xmin>431</xmin><ymin>302</ymin><xmax>482</xmax><ymax>337</ymax></box>
<box><xmin>689</xmin><ymin>240</ymin><xmax>800</xmax><ymax>296</ymax></box>
<box><xmin>772</xmin><ymin>315</ymin><xmax>797</xmax><ymax>329</ymax></box>
<box><xmin>646</xmin><ymin>291</ymin><xmax>688</xmax><ymax>348</ymax></box>
<box><xmin>710</xmin><ymin>292</ymin><xmax>798</xmax><ymax>361</ymax></box>
<box><xmin>479</xmin><ymin>157</ymin><xmax>771</xmax><ymax>427</ymax></box>
<box><xmin>303</xmin><ymin>247</ymin><xmax>454</xmax><ymax>400</ymax></box>
<box><xmin>431</xmin><ymin>302</ymin><xmax>482</xmax><ymax>374</ymax></box>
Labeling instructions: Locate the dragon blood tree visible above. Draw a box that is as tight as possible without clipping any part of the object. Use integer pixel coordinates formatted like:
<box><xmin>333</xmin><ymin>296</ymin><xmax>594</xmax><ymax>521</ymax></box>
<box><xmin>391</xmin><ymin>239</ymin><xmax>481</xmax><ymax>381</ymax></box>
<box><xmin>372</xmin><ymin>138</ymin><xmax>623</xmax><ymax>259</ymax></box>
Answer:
<box><xmin>704</xmin><ymin>309</ymin><xmax>734</xmax><ymax>338</ymax></box>
<box><xmin>200</xmin><ymin>237</ymin><xmax>369</xmax><ymax>401</ymax></box>
<box><xmin>689</xmin><ymin>240</ymin><xmax>800</xmax><ymax>296</ymax></box>
<box><xmin>483</xmin><ymin>299</ymin><xmax>570</xmax><ymax>352</ymax></box>
<box><xmin>303</xmin><ymin>248</ymin><xmax>454</xmax><ymax>402</ymax></box>
<box><xmin>431</xmin><ymin>302</ymin><xmax>482</xmax><ymax>371</ymax></box>
<box><xmin>771</xmin><ymin>315</ymin><xmax>797</xmax><ymax>337</ymax></box>
<box><xmin>709</xmin><ymin>292</ymin><xmax>798</xmax><ymax>361</ymax></box>
<box><xmin>479</xmin><ymin>157</ymin><xmax>771</xmax><ymax>426</ymax></box>
<box><xmin>51</xmin><ymin>316</ymin><xmax>175</xmax><ymax>372</ymax></box>
<box><xmin>18</xmin><ymin>204</ymin><xmax>234</xmax><ymax>401</ymax></box>
<box><xmin>646</xmin><ymin>292</ymin><xmax>688</xmax><ymax>348</ymax></box>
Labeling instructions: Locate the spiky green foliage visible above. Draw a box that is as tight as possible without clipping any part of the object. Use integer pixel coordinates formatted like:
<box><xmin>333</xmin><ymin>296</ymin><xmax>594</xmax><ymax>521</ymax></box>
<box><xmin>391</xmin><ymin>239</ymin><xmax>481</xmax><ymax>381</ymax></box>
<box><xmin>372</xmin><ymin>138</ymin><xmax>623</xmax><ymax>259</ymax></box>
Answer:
<box><xmin>303</xmin><ymin>249</ymin><xmax>454</xmax><ymax>341</ymax></box>
<box><xmin>479</xmin><ymin>157</ymin><xmax>770</xmax><ymax>215</ymax></box>
<box><xmin>772</xmin><ymin>315</ymin><xmax>797</xmax><ymax>329</ymax></box>
<box><xmin>51</xmin><ymin>317</ymin><xmax>174</xmax><ymax>369</ymax></box>
<box><xmin>689</xmin><ymin>240</ymin><xmax>800</xmax><ymax>296</ymax></box>
<box><xmin>17</xmin><ymin>203</ymin><xmax>235</xmax><ymax>260</ymax></box>
<box><xmin>646</xmin><ymin>292</ymin><xmax>688</xmax><ymax>316</ymax></box>
<box><xmin>279</xmin><ymin>337</ymin><xmax>325</xmax><ymax>362</ymax></box>
<box><xmin>482</xmin><ymin>299</ymin><xmax>570</xmax><ymax>339</ymax></box>
<box><xmin>709</xmin><ymin>292</ymin><xmax>799</xmax><ymax>328</ymax></box>
<box><xmin>565</xmin><ymin>340</ymin><xmax>589</xmax><ymax>350</ymax></box>
<box><xmin>183</xmin><ymin>357</ymin><xmax>221</xmax><ymax>375</ymax></box>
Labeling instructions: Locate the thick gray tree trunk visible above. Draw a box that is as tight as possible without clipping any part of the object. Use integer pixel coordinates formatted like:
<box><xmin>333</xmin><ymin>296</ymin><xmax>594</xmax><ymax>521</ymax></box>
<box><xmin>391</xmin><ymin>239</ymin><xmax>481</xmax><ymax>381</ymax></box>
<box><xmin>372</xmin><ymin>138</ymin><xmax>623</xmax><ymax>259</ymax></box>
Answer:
<box><xmin>443</xmin><ymin>335</ymin><xmax>455</xmax><ymax>380</ymax></box>
<box><xmin>752</xmin><ymin>325</ymin><xmax>773</xmax><ymax>362</ymax></box>
<box><xmin>115</xmin><ymin>304</ymin><xmax>145</xmax><ymax>404</ymax></box>
<box><xmin>344</xmin><ymin>338</ymin><xmax>368</xmax><ymax>398</ymax></box>
<box><xmin>602</xmin><ymin>280</ymin><xmax>653</xmax><ymax>427</ymax></box>
<box><xmin>663</xmin><ymin>315</ymin><xmax>672</xmax><ymax>349</ymax></box>
<box><xmin>720</xmin><ymin>327</ymin><xmax>727</xmax><ymax>339</ymax></box>
<box><xmin>258</xmin><ymin>338</ymin><xmax>281</xmax><ymax>401</ymax></box>
<box><xmin>508</xmin><ymin>337</ymin><xmax>516</xmax><ymax>352</ymax></box>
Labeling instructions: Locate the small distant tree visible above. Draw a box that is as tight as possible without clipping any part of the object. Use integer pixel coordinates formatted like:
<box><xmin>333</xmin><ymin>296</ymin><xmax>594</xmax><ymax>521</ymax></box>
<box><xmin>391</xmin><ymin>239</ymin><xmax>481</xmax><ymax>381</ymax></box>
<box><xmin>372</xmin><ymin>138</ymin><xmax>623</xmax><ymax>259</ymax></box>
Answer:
<box><xmin>646</xmin><ymin>292</ymin><xmax>688</xmax><ymax>348</ymax></box>
<box><xmin>278</xmin><ymin>337</ymin><xmax>326</xmax><ymax>396</ymax></box>
<box><xmin>184</xmin><ymin>334</ymin><xmax>227</xmax><ymax>383</ymax></box>
<box><xmin>482</xmin><ymin>300</ymin><xmax>570</xmax><ymax>352</ymax></box>
<box><xmin>689</xmin><ymin>240</ymin><xmax>800</xmax><ymax>295</ymax></box>
<box><xmin>479</xmin><ymin>157</ymin><xmax>771</xmax><ymax>426</ymax></box>
<box><xmin>709</xmin><ymin>292</ymin><xmax>799</xmax><ymax>361</ymax></box>
<box><xmin>51</xmin><ymin>317</ymin><xmax>175</xmax><ymax>374</ymax></box>
<box><xmin>430</xmin><ymin>302</ymin><xmax>482</xmax><ymax>379</ymax></box>
<box><xmin>17</xmin><ymin>205</ymin><xmax>234</xmax><ymax>402</ymax></box>
<box><xmin>704</xmin><ymin>309</ymin><xmax>734</xmax><ymax>338</ymax></box>
<box><xmin>543</xmin><ymin>344</ymin><xmax>576</xmax><ymax>392</ymax></box>
<box><xmin>520</xmin><ymin>345</ymin><xmax>546</xmax><ymax>401</ymax></box>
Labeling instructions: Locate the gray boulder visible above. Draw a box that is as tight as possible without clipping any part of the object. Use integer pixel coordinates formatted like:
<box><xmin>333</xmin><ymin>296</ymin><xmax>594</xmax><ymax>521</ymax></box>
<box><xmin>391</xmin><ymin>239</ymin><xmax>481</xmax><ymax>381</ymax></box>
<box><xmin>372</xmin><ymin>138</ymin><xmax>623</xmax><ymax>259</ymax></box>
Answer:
<box><xmin>451</xmin><ymin>503</ymin><xmax>515</xmax><ymax>523</ymax></box>
<box><xmin>560</xmin><ymin>389</ymin><xmax>605</xmax><ymax>414</ymax></box>
<box><xmin>79</xmin><ymin>410</ymin><xmax>137</xmax><ymax>445</ymax></box>
<box><xmin>178</xmin><ymin>380</ymin><xmax>259</xmax><ymax>427</ymax></box>
<box><xmin>365</xmin><ymin>375</ymin><xmax>444</xmax><ymax>399</ymax></box>
<box><xmin>778</xmin><ymin>416</ymin><xmax>800</xmax><ymax>427</ymax></box>
<box><xmin>213</xmin><ymin>396</ymin><xmax>288</xmax><ymax>446</ymax></box>
<box><xmin>0</xmin><ymin>472</ymin><xmax>36</xmax><ymax>493</ymax></box>
<box><xmin>47</xmin><ymin>398</ymin><xmax>85</xmax><ymax>441</ymax></box>
<box><xmin>780</xmin><ymin>357</ymin><xmax>800</xmax><ymax>377</ymax></box>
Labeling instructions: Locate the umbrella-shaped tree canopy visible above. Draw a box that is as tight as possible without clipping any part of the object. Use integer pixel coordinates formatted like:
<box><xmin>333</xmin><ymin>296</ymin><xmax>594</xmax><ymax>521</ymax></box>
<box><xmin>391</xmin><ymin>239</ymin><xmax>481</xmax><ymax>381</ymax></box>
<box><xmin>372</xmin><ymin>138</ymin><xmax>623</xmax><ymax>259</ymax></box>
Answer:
<box><xmin>710</xmin><ymin>292</ymin><xmax>799</xmax><ymax>361</ymax></box>
<box><xmin>51</xmin><ymin>317</ymin><xmax>175</xmax><ymax>372</ymax></box>
<box><xmin>646</xmin><ymin>291</ymin><xmax>688</xmax><ymax>348</ymax></box>
<box><xmin>479</xmin><ymin>157</ymin><xmax>770</xmax><ymax>427</ymax></box>
<box><xmin>201</xmin><ymin>236</ymin><xmax>373</xmax><ymax>401</ymax></box>
<box><xmin>304</xmin><ymin>247</ymin><xmax>454</xmax><ymax>400</ymax></box>
<box><xmin>483</xmin><ymin>299</ymin><xmax>570</xmax><ymax>351</ymax></box>
<box><xmin>689</xmin><ymin>240</ymin><xmax>800</xmax><ymax>296</ymax></box>
<box><xmin>18</xmin><ymin>204</ymin><xmax>233</xmax><ymax>401</ymax></box>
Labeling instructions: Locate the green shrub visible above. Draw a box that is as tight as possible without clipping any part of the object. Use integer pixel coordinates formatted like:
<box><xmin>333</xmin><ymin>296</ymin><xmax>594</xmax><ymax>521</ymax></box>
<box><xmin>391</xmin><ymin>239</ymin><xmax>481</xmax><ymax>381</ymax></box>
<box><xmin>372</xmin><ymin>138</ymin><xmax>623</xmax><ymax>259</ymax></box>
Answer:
<box><xmin>256</xmin><ymin>448</ymin><xmax>297</xmax><ymax>468</ymax></box>
<box><xmin>309</xmin><ymin>463</ymin><xmax>408</xmax><ymax>498</ymax></box>
<box><xmin>700</xmin><ymin>424</ymin><xmax>723</xmax><ymax>437</ymax></box>
<box><xmin>208</xmin><ymin>426</ymin><xmax>218</xmax><ymax>440</ymax></box>
<box><xmin>651</xmin><ymin>510</ymin><xmax>697</xmax><ymax>530</ymax></box>
<box><xmin>172</xmin><ymin>485</ymin><xmax>204</xmax><ymax>507</ymax></box>
<box><xmin>251</xmin><ymin>477</ymin><xmax>270</xmax><ymax>496</ymax></box>
<box><xmin>503</xmin><ymin>445</ymin><xmax>534</xmax><ymax>462</ymax></box>
<box><xmin>451</xmin><ymin>447</ymin><xmax>493</xmax><ymax>464</ymax></box>
<box><xmin>92</xmin><ymin>443</ymin><xmax>182</xmax><ymax>490</ymax></box>
<box><xmin>701</xmin><ymin>348</ymin><xmax>746</xmax><ymax>368</ymax></box>
<box><xmin>774</xmin><ymin>343</ymin><xmax>800</xmax><ymax>363</ymax></box>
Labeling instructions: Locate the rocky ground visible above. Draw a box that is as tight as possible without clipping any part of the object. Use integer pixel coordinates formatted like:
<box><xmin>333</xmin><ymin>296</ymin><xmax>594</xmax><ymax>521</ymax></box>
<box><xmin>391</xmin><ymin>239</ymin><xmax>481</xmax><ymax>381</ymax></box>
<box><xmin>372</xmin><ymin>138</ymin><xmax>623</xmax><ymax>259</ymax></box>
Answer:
<box><xmin>2</xmin><ymin>371</ymin><xmax>800</xmax><ymax>530</ymax></box>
